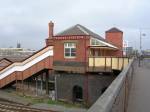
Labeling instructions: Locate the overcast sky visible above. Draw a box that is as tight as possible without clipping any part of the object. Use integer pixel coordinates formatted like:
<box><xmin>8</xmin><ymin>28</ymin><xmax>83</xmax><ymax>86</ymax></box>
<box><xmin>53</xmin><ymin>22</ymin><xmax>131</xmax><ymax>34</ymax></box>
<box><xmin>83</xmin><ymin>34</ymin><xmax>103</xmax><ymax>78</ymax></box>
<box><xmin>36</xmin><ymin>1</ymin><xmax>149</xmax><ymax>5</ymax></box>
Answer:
<box><xmin>0</xmin><ymin>0</ymin><xmax>150</xmax><ymax>50</ymax></box>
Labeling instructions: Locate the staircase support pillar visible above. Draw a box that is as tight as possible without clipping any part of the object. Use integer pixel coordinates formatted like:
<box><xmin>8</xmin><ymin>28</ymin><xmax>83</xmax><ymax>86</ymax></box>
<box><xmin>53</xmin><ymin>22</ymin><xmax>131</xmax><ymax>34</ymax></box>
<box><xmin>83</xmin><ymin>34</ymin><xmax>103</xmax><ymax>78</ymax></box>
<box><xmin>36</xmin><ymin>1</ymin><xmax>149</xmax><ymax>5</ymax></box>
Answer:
<box><xmin>46</xmin><ymin>70</ymin><xmax>49</xmax><ymax>95</ymax></box>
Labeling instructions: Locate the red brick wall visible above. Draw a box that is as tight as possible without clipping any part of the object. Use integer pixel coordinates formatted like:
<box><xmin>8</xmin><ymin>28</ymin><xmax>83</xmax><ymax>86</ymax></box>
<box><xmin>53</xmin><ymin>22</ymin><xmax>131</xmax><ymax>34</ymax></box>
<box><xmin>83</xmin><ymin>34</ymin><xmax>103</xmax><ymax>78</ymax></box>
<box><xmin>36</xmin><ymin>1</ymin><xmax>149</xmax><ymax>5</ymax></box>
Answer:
<box><xmin>106</xmin><ymin>32</ymin><xmax>123</xmax><ymax>56</ymax></box>
<box><xmin>53</xmin><ymin>36</ymin><xmax>90</xmax><ymax>62</ymax></box>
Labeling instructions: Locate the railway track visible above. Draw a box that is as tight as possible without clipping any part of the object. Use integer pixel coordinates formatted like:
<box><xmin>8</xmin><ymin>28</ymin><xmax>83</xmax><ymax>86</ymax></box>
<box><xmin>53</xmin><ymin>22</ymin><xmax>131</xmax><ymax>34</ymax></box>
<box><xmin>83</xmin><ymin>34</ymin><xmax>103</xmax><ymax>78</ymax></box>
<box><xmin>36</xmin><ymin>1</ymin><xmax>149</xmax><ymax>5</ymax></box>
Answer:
<box><xmin>0</xmin><ymin>100</ymin><xmax>54</xmax><ymax>112</ymax></box>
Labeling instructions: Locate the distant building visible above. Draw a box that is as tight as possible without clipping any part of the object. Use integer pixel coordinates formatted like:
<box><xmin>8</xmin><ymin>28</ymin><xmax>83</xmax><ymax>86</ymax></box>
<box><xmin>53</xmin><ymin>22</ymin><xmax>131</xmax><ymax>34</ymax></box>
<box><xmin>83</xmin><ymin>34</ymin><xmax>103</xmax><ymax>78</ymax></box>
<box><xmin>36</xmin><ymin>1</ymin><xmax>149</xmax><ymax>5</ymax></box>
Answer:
<box><xmin>142</xmin><ymin>50</ymin><xmax>150</xmax><ymax>57</ymax></box>
<box><xmin>0</xmin><ymin>47</ymin><xmax>35</xmax><ymax>62</ymax></box>
<box><xmin>123</xmin><ymin>40</ymin><xmax>129</xmax><ymax>56</ymax></box>
<box><xmin>17</xmin><ymin>43</ymin><xmax>21</xmax><ymax>48</ymax></box>
<box><xmin>123</xmin><ymin>40</ymin><xmax>134</xmax><ymax>57</ymax></box>
<box><xmin>126</xmin><ymin>47</ymin><xmax>133</xmax><ymax>57</ymax></box>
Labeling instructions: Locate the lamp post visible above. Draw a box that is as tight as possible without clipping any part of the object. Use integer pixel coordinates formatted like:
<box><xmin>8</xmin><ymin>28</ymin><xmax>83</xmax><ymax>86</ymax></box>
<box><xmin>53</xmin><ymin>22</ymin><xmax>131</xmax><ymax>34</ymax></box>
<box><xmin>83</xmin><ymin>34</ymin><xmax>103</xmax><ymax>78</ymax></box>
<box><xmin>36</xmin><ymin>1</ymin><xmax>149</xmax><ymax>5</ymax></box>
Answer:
<box><xmin>140</xmin><ymin>30</ymin><xmax>146</xmax><ymax>54</ymax></box>
<box><xmin>140</xmin><ymin>30</ymin><xmax>142</xmax><ymax>53</ymax></box>
<box><xmin>139</xmin><ymin>29</ymin><xmax>146</xmax><ymax>67</ymax></box>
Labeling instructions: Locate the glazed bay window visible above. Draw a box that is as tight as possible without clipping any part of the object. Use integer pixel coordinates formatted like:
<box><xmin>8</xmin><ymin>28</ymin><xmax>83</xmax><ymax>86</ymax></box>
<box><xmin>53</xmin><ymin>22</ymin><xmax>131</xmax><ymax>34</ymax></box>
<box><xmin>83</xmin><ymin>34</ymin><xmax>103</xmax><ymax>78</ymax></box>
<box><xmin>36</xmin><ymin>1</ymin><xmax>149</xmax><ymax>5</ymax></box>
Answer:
<box><xmin>91</xmin><ymin>38</ymin><xmax>105</xmax><ymax>46</ymax></box>
<box><xmin>64</xmin><ymin>43</ymin><xmax>76</xmax><ymax>58</ymax></box>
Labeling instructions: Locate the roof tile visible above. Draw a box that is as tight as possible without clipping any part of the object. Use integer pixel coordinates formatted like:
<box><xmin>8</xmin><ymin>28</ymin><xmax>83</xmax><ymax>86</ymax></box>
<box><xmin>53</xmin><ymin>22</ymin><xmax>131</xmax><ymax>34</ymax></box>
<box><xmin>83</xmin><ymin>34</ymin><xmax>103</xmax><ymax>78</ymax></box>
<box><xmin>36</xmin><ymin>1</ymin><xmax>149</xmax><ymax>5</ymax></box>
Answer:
<box><xmin>56</xmin><ymin>24</ymin><xmax>106</xmax><ymax>41</ymax></box>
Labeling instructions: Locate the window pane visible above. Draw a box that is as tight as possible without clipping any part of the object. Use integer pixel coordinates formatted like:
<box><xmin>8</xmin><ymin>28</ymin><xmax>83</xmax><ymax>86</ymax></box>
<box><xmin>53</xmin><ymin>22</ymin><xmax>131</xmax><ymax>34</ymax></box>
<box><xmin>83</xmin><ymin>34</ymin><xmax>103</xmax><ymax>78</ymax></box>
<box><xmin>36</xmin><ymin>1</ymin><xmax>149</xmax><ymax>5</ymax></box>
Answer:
<box><xmin>71</xmin><ymin>48</ymin><xmax>76</xmax><ymax>53</ymax></box>
<box><xmin>65</xmin><ymin>53</ymin><xmax>70</xmax><ymax>57</ymax></box>
<box><xmin>72</xmin><ymin>43</ymin><xmax>76</xmax><ymax>47</ymax></box>
<box><xmin>68</xmin><ymin>43</ymin><xmax>75</xmax><ymax>47</ymax></box>
<box><xmin>64</xmin><ymin>43</ymin><xmax>68</xmax><ymax>47</ymax></box>
<box><xmin>65</xmin><ymin>48</ymin><xmax>70</xmax><ymax>53</ymax></box>
<box><xmin>68</xmin><ymin>43</ymin><xmax>72</xmax><ymax>47</ymax></box>
<box><xmin>96</xmin><ymin>40</ymin><xmax>99</xmax><ymax>45</ymax></box>
<box><xmin>71</xmin><ymin>52</ymin><xmax>76</xmax><ymax>57</ymax></box>
<box><xmin>91</xmin><ymin>39</ymin><xmax>95</xmax><ymax>45</ymax></box>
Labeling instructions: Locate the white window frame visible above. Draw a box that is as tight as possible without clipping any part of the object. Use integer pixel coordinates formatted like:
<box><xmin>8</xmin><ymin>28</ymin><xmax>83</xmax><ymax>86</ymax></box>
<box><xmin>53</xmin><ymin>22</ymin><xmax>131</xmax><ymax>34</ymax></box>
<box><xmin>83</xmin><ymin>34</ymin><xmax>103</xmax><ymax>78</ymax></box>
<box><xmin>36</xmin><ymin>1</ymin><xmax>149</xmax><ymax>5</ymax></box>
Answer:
<box><xmin>64</xmin><ymin>42</ymin><xmax>76</xmax><ymax>58</ymax></box>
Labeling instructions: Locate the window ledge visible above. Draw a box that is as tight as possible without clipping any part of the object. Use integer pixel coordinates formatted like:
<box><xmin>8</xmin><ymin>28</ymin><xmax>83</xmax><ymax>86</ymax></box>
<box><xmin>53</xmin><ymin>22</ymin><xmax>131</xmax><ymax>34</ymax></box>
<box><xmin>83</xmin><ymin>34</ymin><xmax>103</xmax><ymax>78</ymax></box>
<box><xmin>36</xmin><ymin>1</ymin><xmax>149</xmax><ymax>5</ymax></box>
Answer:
<box><xmin>64</xmin><ymin>56</ymin><xmax>76</xmax><ymax>59</ymax></box>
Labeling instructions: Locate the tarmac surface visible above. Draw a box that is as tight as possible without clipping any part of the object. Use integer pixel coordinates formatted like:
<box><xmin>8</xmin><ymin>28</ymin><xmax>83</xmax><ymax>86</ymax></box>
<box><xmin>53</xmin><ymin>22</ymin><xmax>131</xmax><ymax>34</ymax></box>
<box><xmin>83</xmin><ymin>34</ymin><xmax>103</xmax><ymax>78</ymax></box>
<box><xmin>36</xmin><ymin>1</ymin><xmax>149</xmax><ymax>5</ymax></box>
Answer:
<box><xmin>127</xmin><ymin>59</ymin><xmax>150</xmax><ymax>112</ymax></box>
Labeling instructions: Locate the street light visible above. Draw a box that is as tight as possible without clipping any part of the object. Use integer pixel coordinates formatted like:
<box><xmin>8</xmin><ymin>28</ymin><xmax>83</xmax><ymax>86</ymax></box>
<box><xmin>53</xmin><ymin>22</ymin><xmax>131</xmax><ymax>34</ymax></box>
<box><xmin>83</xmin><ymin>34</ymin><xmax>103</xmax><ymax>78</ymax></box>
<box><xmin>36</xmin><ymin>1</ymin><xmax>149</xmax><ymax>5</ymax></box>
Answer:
<box><xmin>139</xmin><ymin>29</ymin><xmax>146</xmax><ymax>67</ymax></box>
<box><xmin>140</xmin><ymin>29</ymin><xmax>146</xmax><ymax>54</ymax></box>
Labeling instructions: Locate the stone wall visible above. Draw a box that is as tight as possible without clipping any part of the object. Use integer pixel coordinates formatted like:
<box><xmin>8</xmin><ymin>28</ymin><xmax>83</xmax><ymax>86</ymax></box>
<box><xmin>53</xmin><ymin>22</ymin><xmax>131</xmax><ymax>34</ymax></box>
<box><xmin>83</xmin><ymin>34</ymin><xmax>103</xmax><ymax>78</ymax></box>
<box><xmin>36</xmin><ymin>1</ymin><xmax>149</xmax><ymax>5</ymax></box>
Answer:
<box><xmin>55</xmin><ymin>73</ymin><xmax>115</xmax><ymax>106</ymax></box>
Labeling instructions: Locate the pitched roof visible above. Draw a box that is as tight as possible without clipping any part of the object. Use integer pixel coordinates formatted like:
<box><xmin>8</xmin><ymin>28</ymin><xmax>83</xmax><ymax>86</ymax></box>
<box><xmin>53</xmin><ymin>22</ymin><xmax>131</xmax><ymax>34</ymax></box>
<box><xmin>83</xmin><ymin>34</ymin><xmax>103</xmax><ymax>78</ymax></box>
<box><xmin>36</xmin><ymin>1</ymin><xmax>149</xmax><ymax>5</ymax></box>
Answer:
<box><xmin>106</xmin><ymin>27</ymin><xmax>123</xmax><ymax>33</ymax></box>
<box><xmin>0</xmin><ymin>58</ymin><xmax>12</xmax><ymax>63</ymax></box>
<box><xmin>56</xmin><ymin>24</ymin><xmax>106</xmax><ymax>41</ymax></box>
<box><xmin>0</xmin><ymin>48</ymin><xmax>35</xmax><ymax>62</ymax></box>
<box><xmin>55</xmin><ymin>24</ymin><xmax>119</xmax><ymax>49</ymax></box>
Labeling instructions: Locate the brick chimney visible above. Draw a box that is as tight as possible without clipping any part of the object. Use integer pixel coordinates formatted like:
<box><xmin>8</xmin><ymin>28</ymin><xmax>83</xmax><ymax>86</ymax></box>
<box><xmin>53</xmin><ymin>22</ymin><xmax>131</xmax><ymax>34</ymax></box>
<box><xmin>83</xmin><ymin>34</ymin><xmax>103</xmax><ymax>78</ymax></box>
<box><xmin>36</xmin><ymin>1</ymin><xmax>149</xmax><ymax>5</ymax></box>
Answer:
<box><xmin>46</xmin><ymin>21</ymin><xmax>54</xmax><ymax>46</ymax></box>
<box><xmin>48</xmin><ymin>21</ymin><xmax>54</xmax><ymax>38</ymax></box>
<box><xmin>105</xmin><ymin>27</ymin><xmax>123</xmax><ymax>56</ymax></box>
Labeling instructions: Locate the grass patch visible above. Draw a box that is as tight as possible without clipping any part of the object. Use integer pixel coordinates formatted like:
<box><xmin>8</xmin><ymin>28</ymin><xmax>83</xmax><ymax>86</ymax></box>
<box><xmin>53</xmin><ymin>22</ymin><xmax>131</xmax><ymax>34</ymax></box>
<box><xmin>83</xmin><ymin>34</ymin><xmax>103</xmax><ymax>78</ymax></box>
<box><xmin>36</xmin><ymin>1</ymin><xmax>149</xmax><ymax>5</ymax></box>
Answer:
<box><xmin>3</xmin><ymin>89</ymin><xmax>87</xmax><ymax>109</ymax></box>
<box><xmin>47</xmin><ymin>100</ymin><xmax>86</xmax><ymax>108</ymax></box>
<box><xmin>21</xmin><ymin>95</ymin><xmax>87</xmax><ymax>108</ymax></box>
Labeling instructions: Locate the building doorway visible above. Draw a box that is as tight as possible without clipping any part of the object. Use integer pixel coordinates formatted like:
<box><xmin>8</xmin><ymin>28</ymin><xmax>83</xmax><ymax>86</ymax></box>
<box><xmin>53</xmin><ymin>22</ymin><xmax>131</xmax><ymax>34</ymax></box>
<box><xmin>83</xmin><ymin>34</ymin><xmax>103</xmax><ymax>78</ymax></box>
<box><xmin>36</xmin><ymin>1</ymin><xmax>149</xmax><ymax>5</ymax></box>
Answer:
<box><xmin>73</xmin><ymin>85</ymin><xmax>83</xmax><ymax>102</ymax></box>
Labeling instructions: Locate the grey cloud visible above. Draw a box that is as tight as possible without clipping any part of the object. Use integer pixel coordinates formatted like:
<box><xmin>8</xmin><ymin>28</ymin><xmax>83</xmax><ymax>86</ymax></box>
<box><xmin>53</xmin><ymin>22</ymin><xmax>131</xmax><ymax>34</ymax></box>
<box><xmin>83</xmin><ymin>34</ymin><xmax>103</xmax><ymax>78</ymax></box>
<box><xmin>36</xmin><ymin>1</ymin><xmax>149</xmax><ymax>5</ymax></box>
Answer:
<box><xmin>0</xmin><ymin>0</ymin><xmax>149</xmax><ymax>50</ymax></box>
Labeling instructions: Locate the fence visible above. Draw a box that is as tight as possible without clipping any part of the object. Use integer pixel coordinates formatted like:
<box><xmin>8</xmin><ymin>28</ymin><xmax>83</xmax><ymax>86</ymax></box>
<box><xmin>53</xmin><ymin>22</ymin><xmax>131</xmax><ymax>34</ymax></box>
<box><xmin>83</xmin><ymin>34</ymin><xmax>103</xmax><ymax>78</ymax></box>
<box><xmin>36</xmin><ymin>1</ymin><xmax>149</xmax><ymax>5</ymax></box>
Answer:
<box><xmin>88</xmin><ymin>57</ymin><xmax>130</xmax><ymax>72</ymax></box>
<box><xmin>87</xmin><ymin>58</ymin><xmax>134</xmax><ymax>112</ymax></box>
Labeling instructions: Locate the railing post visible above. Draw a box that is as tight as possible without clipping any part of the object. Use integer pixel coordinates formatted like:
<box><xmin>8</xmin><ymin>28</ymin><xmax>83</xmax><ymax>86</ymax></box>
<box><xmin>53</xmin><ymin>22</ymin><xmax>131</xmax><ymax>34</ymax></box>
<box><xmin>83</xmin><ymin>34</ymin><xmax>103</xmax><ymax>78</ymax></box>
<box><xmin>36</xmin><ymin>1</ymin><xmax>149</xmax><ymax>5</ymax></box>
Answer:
<box><xmin>105</xmin><ymin>57</ymin><xmax>106</xmax><ymax>72</ymax></box>
<box><xmin>15</xmin><ymin>73</ymin><xmax>18</xmax><ymax>92</ymax></box>
<box><xmin>93</xmin><ymin>57</ymin><xmax>95</xmax><ymax>71</ymax></box>
<box><xmin>117</xmin><ymin>58</ymin><xmax>119</xmax><ymax>70</ymax></box>
<box><xmin>46</xmin><ymin>70</ymin><xmax>49</xmax><ymax>95</ymax></box>
<box><xmin>111</xmin><ymin>57</ymin><xmax>112</xmax><ymax>70</ymax></box>
<box><xmin>36</xmin><ymin>76</ymin><xmax>38</xmax><ymax>96</ymax></box>
<box><xmin>122</xmin><ymin>57</ymin><xmax>124</xmax><ymax>69</ymax></box>
<box><xmin>22</xmin><ymin>72</ymin><xmax>24</xmax><ymax>96</ymax></box>
<box><xmin>40</xmin><ymin>74</ymin><xmax>43</xmax><ymax>95</ymax></box>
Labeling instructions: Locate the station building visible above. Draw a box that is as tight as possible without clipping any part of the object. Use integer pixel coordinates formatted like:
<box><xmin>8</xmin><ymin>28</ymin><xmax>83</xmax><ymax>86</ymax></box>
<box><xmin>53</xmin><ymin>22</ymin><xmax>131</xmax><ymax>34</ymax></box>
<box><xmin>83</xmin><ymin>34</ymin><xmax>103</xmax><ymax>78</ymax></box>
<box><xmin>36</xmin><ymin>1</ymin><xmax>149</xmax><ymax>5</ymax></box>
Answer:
<box><xmin>0</xmin><ymin>21</ymin><xmax>129</xmax><ymax>106</ymax></box>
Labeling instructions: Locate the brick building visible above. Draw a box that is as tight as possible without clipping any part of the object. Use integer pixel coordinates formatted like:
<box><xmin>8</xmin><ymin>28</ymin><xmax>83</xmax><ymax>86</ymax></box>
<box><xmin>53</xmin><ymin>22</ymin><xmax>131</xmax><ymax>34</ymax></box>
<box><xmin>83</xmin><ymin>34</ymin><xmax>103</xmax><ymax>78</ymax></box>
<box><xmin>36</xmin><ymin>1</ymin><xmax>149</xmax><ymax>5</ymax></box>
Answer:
<box><xmin>0</xmin><ymin>21</ymin><xmax>128</xmax><ymax>106</ymax></box>
<box><xmin>45</xmin><ymin>22</ymin><xmax>124</xmax><ymax>106</ymax></box>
